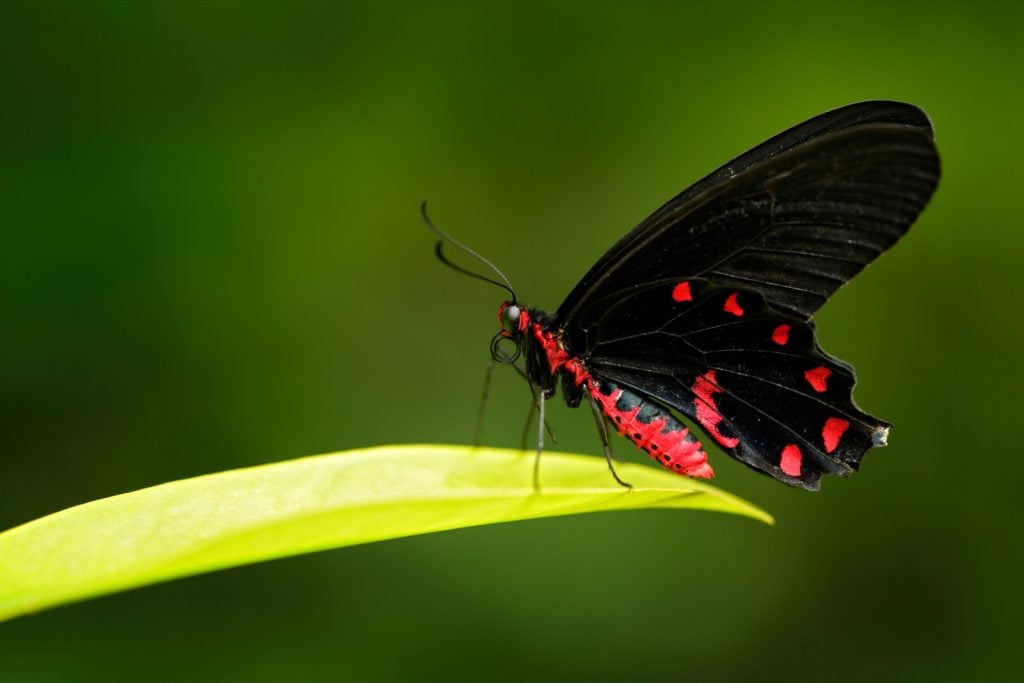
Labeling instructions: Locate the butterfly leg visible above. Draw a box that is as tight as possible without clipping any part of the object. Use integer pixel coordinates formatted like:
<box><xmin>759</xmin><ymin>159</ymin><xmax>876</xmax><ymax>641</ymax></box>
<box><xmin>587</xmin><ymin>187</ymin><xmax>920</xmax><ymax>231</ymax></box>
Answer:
<box><xmin>478</xmin><ymin>357</ymin><xmax>556</xmax><ymax>489</ymax></box>
<box><xmin>519</xmin><ymin>400</ymin><xmax>534</xmax><ymax>452</ymax></box>
<box><xmin>473</xmin><ymin>356</ymin><xmax>497</xmax><ymax>447</ymax></box>
<box><xmin>533</xmin><ymin>391</ymin><xmax>546</xmax><ymax>490</ymax></box>
<box><xmin>477</xmin><ymin>357</ymin><xmax>556</xmax><ymax>452</ymax></box>
<box><xmin>506</xmin><ymin>365</ymin><xmax>557</xmax><ymax>491</ymax></box>
<box><xmin>509</xmin><ymin>361</ymin><xmax>557</xmax><ymax>445</ymax></box>
<box><xmin>587</xmin><ymin>392</ymin><xmax>632</xmax><ymax>489</ymax></box>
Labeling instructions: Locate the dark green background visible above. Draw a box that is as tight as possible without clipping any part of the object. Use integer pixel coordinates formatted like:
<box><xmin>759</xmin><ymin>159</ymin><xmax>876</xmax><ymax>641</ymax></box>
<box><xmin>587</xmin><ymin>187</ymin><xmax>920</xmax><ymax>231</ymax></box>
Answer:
<box><xmin>2</xmin><ymin>1</ymin><xmax>1020</xmax><ymax>681</ymax></box>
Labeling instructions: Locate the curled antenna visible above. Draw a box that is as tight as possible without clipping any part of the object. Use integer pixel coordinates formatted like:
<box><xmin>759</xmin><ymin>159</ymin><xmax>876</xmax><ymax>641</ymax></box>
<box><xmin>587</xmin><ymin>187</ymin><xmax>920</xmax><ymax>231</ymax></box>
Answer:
<box><xmin>421</xmin><ymin>201</ymin><xmax>517</xmax><ymax>304</ymax></box>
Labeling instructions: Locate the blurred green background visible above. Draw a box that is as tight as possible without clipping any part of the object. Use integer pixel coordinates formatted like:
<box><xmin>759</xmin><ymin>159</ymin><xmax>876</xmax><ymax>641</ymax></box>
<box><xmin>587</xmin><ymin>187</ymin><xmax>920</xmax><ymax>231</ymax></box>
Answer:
<box><xmin>1</xmin><ymin>1</ymin><xmax>1020</xmax><ymax>681</ymax></box>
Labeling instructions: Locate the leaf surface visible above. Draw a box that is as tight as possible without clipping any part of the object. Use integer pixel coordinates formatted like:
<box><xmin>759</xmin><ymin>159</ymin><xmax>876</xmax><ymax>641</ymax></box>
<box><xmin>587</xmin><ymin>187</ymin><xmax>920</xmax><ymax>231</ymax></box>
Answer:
<box><xmin>0</xmin><ymin>445</ymin><xmax>771</xmax><ymax>622</ymax></box>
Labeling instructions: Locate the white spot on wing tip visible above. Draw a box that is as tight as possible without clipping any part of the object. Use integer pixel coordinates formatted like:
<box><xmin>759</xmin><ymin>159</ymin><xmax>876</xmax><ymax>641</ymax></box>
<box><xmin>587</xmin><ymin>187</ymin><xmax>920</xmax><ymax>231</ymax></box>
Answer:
<box><xmin>873</xmin><ymin>427</ymin><xmax>890</xmax><ymax>447</ymax></box>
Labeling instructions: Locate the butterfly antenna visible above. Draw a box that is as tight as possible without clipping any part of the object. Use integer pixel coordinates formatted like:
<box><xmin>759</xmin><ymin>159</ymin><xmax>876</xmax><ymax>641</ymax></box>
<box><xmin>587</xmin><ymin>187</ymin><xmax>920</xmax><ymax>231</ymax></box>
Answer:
<box><xmin>421</xmin><ymin>201</ymin><xmax>517</xmax><ymax>304</ymax></box>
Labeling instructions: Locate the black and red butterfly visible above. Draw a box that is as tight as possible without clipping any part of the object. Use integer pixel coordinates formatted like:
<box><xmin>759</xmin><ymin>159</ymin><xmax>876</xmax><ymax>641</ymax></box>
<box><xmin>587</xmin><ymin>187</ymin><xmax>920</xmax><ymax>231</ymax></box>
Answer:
<box><xmin>428</xmin><ymin>101</ymin><xmax>940</xmax><ymax>490</ymax></box>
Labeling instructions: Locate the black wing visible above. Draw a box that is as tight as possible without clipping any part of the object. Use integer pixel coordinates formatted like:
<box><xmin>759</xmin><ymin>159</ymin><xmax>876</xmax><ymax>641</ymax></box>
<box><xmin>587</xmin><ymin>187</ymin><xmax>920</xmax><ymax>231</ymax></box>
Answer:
<box><xmin>555</xmin><ymin>102</ymin><xmax>940</xmax><ymax>489</ymax></box>
<box><xmin>553</xmin><ymin>101</ymin><xmax>939</xmax><ymax>328</ymax></box>
<box><xmin>583</xmin><ymin>279</ymin><xmax>887</xmax><ymax>490</ymax></box>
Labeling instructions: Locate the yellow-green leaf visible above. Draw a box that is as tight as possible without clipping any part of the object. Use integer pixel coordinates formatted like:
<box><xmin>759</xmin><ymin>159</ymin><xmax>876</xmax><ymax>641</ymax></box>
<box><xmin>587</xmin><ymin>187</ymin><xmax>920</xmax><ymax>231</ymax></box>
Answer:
<box><xmin>0</xmin><ymin>444</ymin><xmax>771</xmax><ymax>622</ymax></box>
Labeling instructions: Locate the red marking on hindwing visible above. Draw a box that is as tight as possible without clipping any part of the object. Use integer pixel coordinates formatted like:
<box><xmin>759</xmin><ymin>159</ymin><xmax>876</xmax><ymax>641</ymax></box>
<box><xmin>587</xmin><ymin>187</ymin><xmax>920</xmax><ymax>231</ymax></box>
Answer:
<box><xmin>672</xmin><ymin>281</ymin><xmax>693</xmax><ymax>302</ymax></box>
<box><xmin>723</xmin><ymin>292</ymin><xmax>744</xmax><ymax>316</ymax></box>
<box><xmin>822</xmin><ymin>417</ymin><xmax>850</xmax><ymax>453</ymax></box>
<box><xmin>772</xmin><ymin>324</ymin><xmax>791</xmax><ymax>346</ymax></box>
<box><xmin>804</xmin><ymin>366</ymin><xmax>832</xmax><ymax>393</ymax></box>
<box><xmin>691</xmin><ymin>370</ymin><xmax>740</xmax><ymax>448</ymax></box>
<box><xmin>780</xmin><ymin>444</ymin><xmax>802</xmax><ymax>477</ymax></box>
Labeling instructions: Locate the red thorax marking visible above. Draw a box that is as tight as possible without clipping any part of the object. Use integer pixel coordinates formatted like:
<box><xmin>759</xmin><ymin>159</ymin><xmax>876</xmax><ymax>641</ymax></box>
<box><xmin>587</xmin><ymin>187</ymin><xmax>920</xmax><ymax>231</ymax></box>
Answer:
<box><xmin>822</xmin><ymin>417</ymin><xmax>850</xmax><ymax>453</ymax></box>
<box><xmin>723</xmin><ymin>292</ymin><xmax>744</xmax><ymax>316</ymax></box>
<box><xmin>780</xmin><ymin>444</ymin><xmax>803</xmax><ymax>477</ymax></box>
<box><xmin>691</xmin><ymin>370</ymin><xmax>740</xmax><ymax>448</ymax></box>
<box><xmin>804</xmin><ymin>366</ymin><xmax>832</xmax><ymax>393</ymax></box>
<box><xmin>672</xmin><ymin>281</ymin><xmax>693</xmax><ymax>302</ymax></box>
<box><xmin>498</xmin><ymin>305</ymin><xmax>583</xmax><ymax>382</ymax></box>
<box><xmin>529</xmin><ymin>319</ymin><xmax>589</xmax><ymax>386</ymax></box>
<box><xmin>772</xmin><ymin>324</ymin><xmax>791</xmax><ymax>346</ymax></box>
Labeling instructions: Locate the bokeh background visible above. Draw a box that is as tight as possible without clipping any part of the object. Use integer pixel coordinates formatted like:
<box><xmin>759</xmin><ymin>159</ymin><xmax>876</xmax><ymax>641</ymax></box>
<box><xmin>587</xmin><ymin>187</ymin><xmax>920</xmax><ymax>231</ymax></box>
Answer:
<box><xmin>2</xmin><ymin>1</ymin><xmax>1020</xmax><ymax>681</ymax></box>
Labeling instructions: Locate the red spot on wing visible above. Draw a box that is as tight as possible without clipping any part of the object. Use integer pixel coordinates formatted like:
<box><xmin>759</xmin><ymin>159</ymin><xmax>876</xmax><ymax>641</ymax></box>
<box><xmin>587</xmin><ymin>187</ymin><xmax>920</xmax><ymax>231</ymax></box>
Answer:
<box><xmin>723</xmin><ymin>292</ymin><xmax>744</xmax><ymax>316</ymax></box>
<box><xmin>672</xmin><ymin>281</ymin><xmax>693</xmax><ymax>302</ymax></box>
<box><xmin>691</xmin><ymin>370</ymin><xmax>740</xmax><ymax>448</ymax></box>
<box><xmin>772</xmin><ymin>324</ymin><xmax>791</xmax><ymax>346</ymax></box>
<box><xmin>804</xmin><ymin>366</ymin><xmax>832</xmax><ymax>393</ymax></box>
<box><xmin>822</xmin><ymin>417</ymin><xmax>851</xmax><ymax>453</ymax></box>
<box><xmin>780</xmin><ymin>444</ymin><xmax>803</xmax><ymax>477</ymax></box>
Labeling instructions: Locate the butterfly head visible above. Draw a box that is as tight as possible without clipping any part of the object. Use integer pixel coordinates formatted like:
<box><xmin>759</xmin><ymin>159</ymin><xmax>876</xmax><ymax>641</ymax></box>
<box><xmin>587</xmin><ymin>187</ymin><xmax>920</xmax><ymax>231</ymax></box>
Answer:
<box><xmin>492</xmin><ymin>301</ymin><xmax>528</xmax><ymax>364</ymax></box>
<box><xmin>497</xmin><ymin>301</ymin><xmax>527</xmax><ymax>335</ymax></box>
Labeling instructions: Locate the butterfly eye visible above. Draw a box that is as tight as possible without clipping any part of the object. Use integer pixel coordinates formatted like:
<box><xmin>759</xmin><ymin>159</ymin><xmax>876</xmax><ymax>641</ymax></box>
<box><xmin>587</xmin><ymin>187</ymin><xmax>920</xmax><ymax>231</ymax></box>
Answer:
<box><xmin>500</xmin><ymin>304</ymin><xmax>521</xmax><ymax>335</ymax></box>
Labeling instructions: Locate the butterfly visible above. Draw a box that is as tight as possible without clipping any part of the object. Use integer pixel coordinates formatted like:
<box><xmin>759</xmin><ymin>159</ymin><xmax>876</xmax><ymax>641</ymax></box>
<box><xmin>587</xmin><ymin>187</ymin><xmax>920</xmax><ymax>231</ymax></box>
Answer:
<box><xmin>429</xmin><ymin>101</ymin><xmax>940</xmax><ymax>490</ymax></box>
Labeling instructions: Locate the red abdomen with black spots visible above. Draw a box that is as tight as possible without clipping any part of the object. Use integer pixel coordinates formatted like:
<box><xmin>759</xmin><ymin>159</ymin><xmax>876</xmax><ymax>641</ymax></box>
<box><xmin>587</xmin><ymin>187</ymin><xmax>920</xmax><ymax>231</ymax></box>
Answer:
<box><xmin>589</xmin><ymin>380</ymin><xmax>713</xmax><ymax>478</ymax></box>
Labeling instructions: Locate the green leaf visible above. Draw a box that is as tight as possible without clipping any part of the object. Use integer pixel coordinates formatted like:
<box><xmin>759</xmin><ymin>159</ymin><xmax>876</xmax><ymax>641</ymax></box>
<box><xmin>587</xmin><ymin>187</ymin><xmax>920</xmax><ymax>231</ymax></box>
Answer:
<box><xmin>0</xmin><ymin>444</ymin><xmax>771</xmax><ymax>622</ymax></box>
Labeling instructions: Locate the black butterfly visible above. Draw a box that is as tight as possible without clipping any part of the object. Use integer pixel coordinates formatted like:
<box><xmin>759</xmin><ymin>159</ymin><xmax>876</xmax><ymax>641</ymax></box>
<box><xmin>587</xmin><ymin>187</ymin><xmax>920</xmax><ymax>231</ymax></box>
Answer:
<box><xmin>429</xmin><ymin>101</ymin><xmax>940</xmax><ymax>490</ymax></box>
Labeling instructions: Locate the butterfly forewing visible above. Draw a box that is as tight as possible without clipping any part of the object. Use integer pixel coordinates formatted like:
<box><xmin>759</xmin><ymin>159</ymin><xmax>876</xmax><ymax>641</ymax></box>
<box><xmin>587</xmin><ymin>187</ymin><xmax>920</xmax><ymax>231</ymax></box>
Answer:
<box><xmin>554</xmin><ymin>102</ymin><xmax>940</xmax><ymax>325</ymax></box>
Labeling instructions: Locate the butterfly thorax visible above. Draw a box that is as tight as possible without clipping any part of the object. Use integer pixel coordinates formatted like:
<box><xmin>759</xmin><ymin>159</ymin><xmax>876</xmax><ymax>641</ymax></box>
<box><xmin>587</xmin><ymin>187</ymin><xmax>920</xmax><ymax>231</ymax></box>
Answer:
<box><xmin>496</xmin><ymin>300</ymin><xmax>714</xmax><ymax>478</ymax></box>
<box><xmin>497</xmin><ymin>301</ymin><xmax>588</xmax><ymax>396</ymax></box>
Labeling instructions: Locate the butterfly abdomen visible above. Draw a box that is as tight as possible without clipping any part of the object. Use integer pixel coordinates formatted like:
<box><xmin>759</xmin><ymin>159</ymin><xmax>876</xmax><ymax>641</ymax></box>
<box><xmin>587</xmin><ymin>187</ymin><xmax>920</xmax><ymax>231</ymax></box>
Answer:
<box><xmin>525</xmin><ymin>314</ymin><xmax>711</xmax><ymax>479</ymax></box>
<box><xmin>589</xmin><ymin>379</ymin><xmax>713</xmax><ymax>479</ymax></box>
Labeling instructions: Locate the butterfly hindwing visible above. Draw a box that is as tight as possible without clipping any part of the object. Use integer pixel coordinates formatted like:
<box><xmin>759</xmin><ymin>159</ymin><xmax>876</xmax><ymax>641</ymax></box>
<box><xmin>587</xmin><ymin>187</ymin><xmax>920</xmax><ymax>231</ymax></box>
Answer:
<box><xmin>583</xmin><ymin>279</ymin><xmax>887</xmax><ymax>490</ymax></box>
